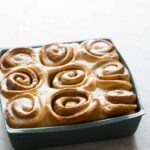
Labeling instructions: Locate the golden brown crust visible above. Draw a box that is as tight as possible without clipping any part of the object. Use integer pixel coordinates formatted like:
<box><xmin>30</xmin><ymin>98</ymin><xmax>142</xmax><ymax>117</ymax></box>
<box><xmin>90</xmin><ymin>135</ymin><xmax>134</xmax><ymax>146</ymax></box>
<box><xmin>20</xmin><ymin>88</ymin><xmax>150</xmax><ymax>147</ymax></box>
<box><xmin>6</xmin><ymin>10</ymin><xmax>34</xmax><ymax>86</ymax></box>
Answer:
<box><xmin>48</xmin><ymin>63</ymin><xmax>97</xmax><ymax>91</ymax></box>
<box><xmin>0</xmin><ymin>47</ymin><xmax>36</xmax><ymax>72</ymax></box>
<box><xmin>103</xmin><ymin>104</ymin><xmax>137</xmax><ymax>117</ymax></box>
<box><xmin>46</xmin><ymin>89</ymin><xmax>102</xmax><ymax>125</ymax></box>
<box><xmin>39</xmin><ymin>43</ymin><xmax>76</xmax><ymax>67</ymax></box>
<box><xmin>80</xmin><ymin>39</ymin><xmax>119</xmax><ymax>62</ymax></box>
<box><xmin>105</xmin><ymin>90</ymin><xmax>136</xmax><ymax>104</ymax></box>
<box><xmin>1</xmin><ymin>65</ymin><xmax>45</xmax><ymax>97</ymax></box>
<box><xmin>99</xmin><ymin>90</ymin><xmax>137</xmax><ymax>118</ymax></box>
<box><xmin>92</xmin><ymin>59</ymin><xmax>132</xmax><ymax>90</ymax></box>
<box><xmin>5</xmin><ymin>93</ymin><xmax>45</xmax><ymax>128</ymax></box>
<box><xmin>0</xmin><ymin>39</ymin><xmax>138</xmax><ymax>128</ymax></box>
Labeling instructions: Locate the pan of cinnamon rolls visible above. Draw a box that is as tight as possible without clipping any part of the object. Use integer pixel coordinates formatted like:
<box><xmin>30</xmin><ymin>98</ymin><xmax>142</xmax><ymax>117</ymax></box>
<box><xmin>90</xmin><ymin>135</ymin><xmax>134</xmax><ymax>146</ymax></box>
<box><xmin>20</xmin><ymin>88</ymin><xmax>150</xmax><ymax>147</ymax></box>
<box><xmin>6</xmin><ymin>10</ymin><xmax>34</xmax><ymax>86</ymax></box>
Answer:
<box><xmin>0</xmin><ymin>39</ymin><xmax>144</xmax><ymax>149</ymax></box>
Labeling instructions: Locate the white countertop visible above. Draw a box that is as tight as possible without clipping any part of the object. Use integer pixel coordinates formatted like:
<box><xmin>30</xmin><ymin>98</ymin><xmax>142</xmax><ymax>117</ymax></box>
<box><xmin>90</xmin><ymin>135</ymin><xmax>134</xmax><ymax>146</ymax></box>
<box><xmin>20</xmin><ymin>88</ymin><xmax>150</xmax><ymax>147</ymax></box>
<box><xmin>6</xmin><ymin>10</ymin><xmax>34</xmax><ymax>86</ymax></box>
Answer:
<box><xmin>0</xmin><ymin>0</ymin><xmax>150</xmax><ymax>149</ymax></box>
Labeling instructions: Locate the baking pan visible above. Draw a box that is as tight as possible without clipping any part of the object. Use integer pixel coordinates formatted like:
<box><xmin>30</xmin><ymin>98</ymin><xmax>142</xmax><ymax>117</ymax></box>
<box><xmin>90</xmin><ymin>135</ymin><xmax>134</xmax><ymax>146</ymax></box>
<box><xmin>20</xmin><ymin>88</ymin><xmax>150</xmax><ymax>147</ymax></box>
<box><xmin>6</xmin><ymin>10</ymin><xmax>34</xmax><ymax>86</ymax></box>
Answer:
<box><xmin>0</xmin><ymin>39</ymin><xmax>145</xmax><ymax>150</ymax></box>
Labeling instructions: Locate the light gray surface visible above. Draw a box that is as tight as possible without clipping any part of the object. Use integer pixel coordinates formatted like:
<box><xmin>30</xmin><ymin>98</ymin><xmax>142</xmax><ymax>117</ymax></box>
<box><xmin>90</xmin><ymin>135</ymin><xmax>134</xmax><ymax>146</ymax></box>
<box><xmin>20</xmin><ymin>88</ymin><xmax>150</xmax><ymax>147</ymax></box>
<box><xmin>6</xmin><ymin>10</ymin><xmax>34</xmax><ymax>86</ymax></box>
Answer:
<box><xmin>0</xmin><ymin>0</ymin><xmax>150</xmax><ymax>149</ymax></box>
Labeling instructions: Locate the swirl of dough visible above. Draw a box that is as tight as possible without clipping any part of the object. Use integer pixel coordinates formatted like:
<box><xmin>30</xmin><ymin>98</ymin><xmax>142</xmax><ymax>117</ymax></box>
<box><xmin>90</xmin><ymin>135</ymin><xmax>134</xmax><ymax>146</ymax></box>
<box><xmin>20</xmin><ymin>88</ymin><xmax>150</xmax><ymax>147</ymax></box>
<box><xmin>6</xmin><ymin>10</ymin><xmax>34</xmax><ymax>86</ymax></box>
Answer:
<box><xmin>5</xmin><ymin>93</ymin><xmax>44</xmax><ymax>128</ymax></box>
<box><xmin>39</xmin><ymin>43</ymin><xmax>75</xmax><ymax>66</ymax></box>
<box><xmin>46</xmin><ymin>89</ymin><xmax>101</xmax><ymax>125</ymax></box>
<box><xmin>103</xmin><ymin>104</ymin><xmax>137</xmax><ymax>117</ymax></box>
<box><xmin>1</xmin><ymin>66</ymin><xmax>44</xmax><ymax>96</ymax></box>
<box><xmin>92</xmin><ymin>59</ymin><xmax>132</xmax><ymax>90</ymax></box>
<box><xmin>80</xmin><ymin>39</ymin><xmax>118</xmax><ymax>61</ymax></box>
<box><xmin>0</xmin><ymin>47</ymin><xmax>36</xmax><ymax>72</ymax></box>
<box><xmin>105</xmin><ymin>90</ymin><xmax>136</xmax><ymax>104</ymax></box>
<box><xmin>99</xmin><ymin>90</ymin><xmax>137</xmax><ymax>117</ymax></box>
<box><xmin>48</xmin><ymin>63</ymin><xmax>97</xmax><ymax>91</ymax></box>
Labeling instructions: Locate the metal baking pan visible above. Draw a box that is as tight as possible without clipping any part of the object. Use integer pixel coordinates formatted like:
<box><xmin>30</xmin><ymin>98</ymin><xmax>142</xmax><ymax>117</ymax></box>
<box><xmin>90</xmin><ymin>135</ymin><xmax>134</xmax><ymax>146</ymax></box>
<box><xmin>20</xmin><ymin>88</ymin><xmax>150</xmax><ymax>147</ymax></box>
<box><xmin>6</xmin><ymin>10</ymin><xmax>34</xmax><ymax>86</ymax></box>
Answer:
<box><xmin>0</xmin><ymin>39</ymin><xmax>145</xmax><ymax>150</ymax></box>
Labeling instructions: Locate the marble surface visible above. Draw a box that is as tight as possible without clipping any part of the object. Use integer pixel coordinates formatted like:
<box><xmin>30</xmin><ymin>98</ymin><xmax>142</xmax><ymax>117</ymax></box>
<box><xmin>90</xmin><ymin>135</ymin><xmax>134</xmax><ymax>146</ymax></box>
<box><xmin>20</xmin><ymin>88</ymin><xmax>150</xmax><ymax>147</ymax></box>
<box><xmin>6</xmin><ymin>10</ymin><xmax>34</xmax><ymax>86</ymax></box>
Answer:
<box><xmin>0</xmin><ymin>0</ymin><xmax>150</xmax><ymax>149</ymax></box>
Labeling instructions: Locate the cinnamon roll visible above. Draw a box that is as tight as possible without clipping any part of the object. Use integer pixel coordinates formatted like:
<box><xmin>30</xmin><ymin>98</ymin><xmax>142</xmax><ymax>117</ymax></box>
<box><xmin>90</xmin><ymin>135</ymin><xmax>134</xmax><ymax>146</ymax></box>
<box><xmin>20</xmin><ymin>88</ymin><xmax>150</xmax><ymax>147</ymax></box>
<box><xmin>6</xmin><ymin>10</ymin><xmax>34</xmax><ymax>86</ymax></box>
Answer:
<box><xmin>105</xmin><ymin>90</ymin><xmax>136</xmax><ymax>104</ymax></box>
<box><xmin>0</xmin><ymin>47</ymin><xmax>36</xmax><ymax>72</ymax></box>
<box><xmin>0</xmin><ymin>39</ymin><xmax>138</xmax><ymax>128</ymax></box>
<box><xmin>101</xmin><ymin>90</ymin><xmax>137</xmax><ymax>117</ymax></box>
<box><xmin>103</xmin><ymin>104</ymin><xmax>137</xmax><ymax>117</ymax></box>
<box><xmin>5</xmin><ymin>93</ymin><xmax>45</xmax><ymax>128</ymax></box>
<box><xmin>92</xmin><ymin>59</ymin><xmax>132</xmax><ymax>90</ymax></box>
<box><xmin>46</xmin><ymin>89</ymin><xmax>101</xmax><ymax>125</ymax></box>
<box><xmin>48</xmin><ymin>63</ymin><xmax>97</xmax><ymax>91</ymax></box>
<box><xmin>1</xmin><ymin>65</ymin><xmax>44</xmax><ymax>96</ymax></box>
<box><xmin>39</xmin><ymin>43</ymin><xmax>75</xmax><ymax>67</ymax></box>
<box><xmin>81</xmin><ymin>39</ymin><xmax>118</xmax><ymax>61</ymax></box>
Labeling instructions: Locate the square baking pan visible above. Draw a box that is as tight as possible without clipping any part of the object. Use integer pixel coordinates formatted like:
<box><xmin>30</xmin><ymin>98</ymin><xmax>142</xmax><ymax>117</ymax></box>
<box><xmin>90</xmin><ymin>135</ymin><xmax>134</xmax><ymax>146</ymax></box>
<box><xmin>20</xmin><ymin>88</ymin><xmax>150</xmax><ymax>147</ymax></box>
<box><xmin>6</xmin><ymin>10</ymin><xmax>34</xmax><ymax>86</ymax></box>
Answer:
<box><xmin>0</xmin><ymin>39</ymin><xmax>145</xmax><ymax>150</ymax></box>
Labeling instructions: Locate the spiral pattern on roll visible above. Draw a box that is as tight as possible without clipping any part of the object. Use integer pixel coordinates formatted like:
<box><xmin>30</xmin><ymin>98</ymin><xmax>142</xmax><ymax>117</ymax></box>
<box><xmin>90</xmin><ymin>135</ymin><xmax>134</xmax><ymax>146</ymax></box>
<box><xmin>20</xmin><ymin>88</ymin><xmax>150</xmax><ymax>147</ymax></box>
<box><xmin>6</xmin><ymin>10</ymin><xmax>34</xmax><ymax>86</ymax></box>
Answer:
<box><xmin>49</xmin><ymin>63</ymin><xmax>97</xmax><ymax>90</ymax></box>
<box><xmin>92</xmin><ymin>59</ymin><xmax>132</xmax><ymax>90</ymax></box>
<box><xmin>105</xmin><ymin>90</ymin><xmax>136</xmax><ymax>104</ymax></box>
<box><xmin>81</xmin><ymin>39</ymin><xmax>118</xmax><ymax>61</ymax></box>
<box><xmin>39</xmin><ymin>43</ymin><xmax>75</xmax><ymax>67</ymax></box>
<box><xmin>0</xmin><ymin>47</ymin><xmax>36</xmax><ymax>72</ymax></box>
<box><xmin>1</xmin><ymin>66</ymin><xmax>44</xmax><ymax>95</ymax></box>
<box><xmin>101</xmin><ymin>90</ymin><xmax>137</xmax><ymax>117</ymax></box>
<box><xmin>5</xmin><ymin>93</ymin><xmax>44</xmax><ymax>127</ymax></box>
<box><xmin>46</xmin><ymin>89</ymin><xmax>101</xmax><ymax>125</ymax></box>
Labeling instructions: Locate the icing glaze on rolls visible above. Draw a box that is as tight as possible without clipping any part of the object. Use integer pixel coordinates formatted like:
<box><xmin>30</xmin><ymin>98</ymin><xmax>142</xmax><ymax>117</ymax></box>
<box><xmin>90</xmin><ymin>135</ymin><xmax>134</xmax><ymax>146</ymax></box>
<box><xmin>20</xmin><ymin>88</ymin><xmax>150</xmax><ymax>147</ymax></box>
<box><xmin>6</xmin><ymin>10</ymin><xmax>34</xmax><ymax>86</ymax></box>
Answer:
<box><xmin>46</xmin><ymin>89</ymin><xmax>101</xmax><ymax>125</ymax></box>
<box><xmin>5</xmin><ymin>93</ymin><xmax>45</xmax><ymax>128</ymax></box>
<box><xmin>39</xmin><ymin>43</ymin><xmax>76</xmax><ymax>67</ymax></box>
<box><xmin>0</xmin><ymin>47</ymin><xmax>36</xmax><ymax>72</ymax></box>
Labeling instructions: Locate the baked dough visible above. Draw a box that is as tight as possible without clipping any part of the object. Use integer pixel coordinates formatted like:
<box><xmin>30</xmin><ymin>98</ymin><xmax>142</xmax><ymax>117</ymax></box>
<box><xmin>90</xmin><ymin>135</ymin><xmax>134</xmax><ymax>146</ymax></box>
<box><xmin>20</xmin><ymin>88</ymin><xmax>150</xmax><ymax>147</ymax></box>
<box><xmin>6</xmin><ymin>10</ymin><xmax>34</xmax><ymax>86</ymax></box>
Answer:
<box><xmin>80</xmin><ymin>39</ymin><xmax>119</xmax><ymax>61</ymax></box>
<box><xmin>0</xmin><ymin>39</ymin><xmax>138</xmax><ymax>128</ymax></box>
<box><xmin>5</xmin><ymin>93</ymin><xmax>45</xmax><ymax>128</ymax></box>
<box><xmin>39</xmin><ymin>43</ymin><xmax>76</xmax><ymax>66</ymax></box>
<box><xmin>46</xmin><ymin>89</ymin><xmax>101</xmax><ymax>125</ymax></box>
<box><xmin>0</xmin><ymin>47</ymin><xmax>36</xmax><ymax>72</ymax></box>
<box><xmin>1</xmin><ymin>65</ymin><xmax>45</xmax><ymax>97</ymax></box>
<box><xmin>92</xmin><ymin>58</ymin><xmax>132</xmax><ymax>90</ymax></box>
